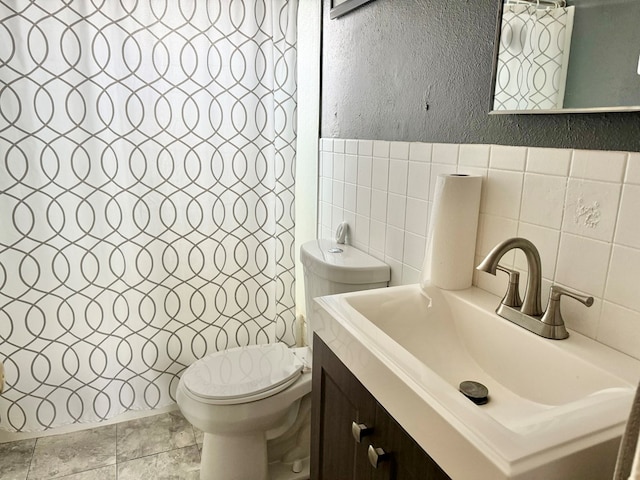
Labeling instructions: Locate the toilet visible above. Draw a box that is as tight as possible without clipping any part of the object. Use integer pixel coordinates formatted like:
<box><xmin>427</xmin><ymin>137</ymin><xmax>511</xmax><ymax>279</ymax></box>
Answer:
<box><xmin>176</xmin><ymin>239</ymin><xmax>390</xmax><ymax>480</ymax></box>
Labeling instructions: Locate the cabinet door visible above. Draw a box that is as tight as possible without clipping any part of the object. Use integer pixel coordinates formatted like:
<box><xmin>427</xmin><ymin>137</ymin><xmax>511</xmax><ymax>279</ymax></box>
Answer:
<box><xmin>369</xmin><ymin>404</ymin><xmax>451</xmax><ymax>480</ymax></box>
<box><xmin>311</xmin><ymin>335</ymin><xmax>376</xmax><ymax>480</ymax></box>
<box><xmin>311</xmin><ymin>335</ymin><xmax>452</xmax><ymax>480</ymax></box>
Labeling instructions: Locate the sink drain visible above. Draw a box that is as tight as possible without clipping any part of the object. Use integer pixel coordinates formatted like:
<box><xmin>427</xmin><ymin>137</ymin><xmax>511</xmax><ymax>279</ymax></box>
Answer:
<box><xmin>459</xmin><ymin>380</ymin><xmax>489</xmax><ymax>405</ymax></box>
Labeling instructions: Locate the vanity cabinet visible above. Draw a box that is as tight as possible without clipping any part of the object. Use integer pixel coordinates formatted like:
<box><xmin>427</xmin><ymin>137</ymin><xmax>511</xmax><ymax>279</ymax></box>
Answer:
<box><xmin>311</xmin><ymin>335</ymin><xmax>451</xmax><ymax>480</ymax></box>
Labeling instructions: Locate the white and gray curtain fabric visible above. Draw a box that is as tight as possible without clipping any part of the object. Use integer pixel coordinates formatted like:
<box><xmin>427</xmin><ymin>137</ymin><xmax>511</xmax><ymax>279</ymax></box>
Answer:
<box><xmin>0</xmin><ymin>0</ymin><xmax>297</xmax><ymax>432</ymax></box>
<box><xmin>493</xmin><ymin>3</ymin><xmax>575</xmax><ymax>111</ymax></box>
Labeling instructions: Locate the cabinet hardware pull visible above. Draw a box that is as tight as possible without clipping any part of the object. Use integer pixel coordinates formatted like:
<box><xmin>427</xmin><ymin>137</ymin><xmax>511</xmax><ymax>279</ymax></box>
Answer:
<box><xmin>351</xmin><ymin>422</ymin><xmax>374</xmax><ymax>443</ymax></box>
<box><xmin>367</xmin><ymin>445</ymin><xmax>389</xmax><ymax>468</ymax></box>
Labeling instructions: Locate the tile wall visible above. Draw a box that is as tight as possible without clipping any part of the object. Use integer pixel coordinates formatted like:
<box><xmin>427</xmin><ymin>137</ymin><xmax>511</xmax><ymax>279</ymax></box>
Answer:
<box><xmin>318</xmin><ymin>138</ymin><xmax>640</xmax><ymax>361</ymax></box>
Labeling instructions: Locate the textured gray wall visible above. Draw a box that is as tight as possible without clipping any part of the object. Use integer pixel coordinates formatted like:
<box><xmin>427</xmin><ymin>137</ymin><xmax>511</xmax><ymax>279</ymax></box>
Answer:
<box><xmin>321</xmin><ymin>0</ymin><xmax>640</xmax><ymax>152</ymax></box>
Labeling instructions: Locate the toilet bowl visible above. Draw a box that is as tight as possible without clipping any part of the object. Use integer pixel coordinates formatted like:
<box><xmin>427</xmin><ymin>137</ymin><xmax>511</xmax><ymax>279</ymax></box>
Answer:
<box><xmin>177</xmin><ymin>239</ymin><xmax>390</xmax><ymax>480</ymax></box>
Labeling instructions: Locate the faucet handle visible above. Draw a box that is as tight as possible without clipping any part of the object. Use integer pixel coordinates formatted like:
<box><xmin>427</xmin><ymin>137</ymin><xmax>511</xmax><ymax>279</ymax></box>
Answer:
<box><xmin>496</xmin><ymin>265</ymin><xmax>523</xmax><ymax>308</ymax></box>
<box><xmin>540</xmin><ymin>285</ymin><xmax>594</xmax><ymax>339</ymax></box>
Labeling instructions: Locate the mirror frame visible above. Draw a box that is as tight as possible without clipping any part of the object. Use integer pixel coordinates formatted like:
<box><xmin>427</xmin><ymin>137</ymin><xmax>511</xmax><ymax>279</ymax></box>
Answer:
<box><xmin>489</xmin><ymin>1</ymin><xmax>640</xmax><ymax>115</ymax></box>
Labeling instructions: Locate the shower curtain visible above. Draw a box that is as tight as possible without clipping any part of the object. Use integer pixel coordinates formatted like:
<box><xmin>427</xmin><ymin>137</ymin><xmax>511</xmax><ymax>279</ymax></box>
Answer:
<box><xmin>0</xmin><ymin>0</ymin><xmax>298</xmax><ymax>432</ymax></box>
<box><xmin>493</xmin><ymin>3</ymin><xmax>575</xmax><ymax>110</ymax></box>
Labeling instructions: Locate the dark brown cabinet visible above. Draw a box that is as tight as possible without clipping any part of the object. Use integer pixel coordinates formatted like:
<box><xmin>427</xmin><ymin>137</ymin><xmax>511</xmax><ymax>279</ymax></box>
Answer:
<box><xmin>311</xmin><ymin>335</ymin><xmax>451</xmax><ymax>480</ymax></box>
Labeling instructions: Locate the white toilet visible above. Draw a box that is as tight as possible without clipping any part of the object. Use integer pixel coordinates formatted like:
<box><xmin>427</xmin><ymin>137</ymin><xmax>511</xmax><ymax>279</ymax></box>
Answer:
<box><xmin>176</xmin><ymin>239</ymin><xmax>390</xmax><ymax>480</ymax></box>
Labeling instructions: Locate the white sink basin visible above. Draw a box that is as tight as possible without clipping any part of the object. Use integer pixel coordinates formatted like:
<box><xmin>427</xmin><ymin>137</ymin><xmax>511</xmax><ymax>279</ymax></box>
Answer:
<box><xmin>312</xmin><ymin>284</ymin><xmax>640</xmax><ymax>480</ymax></box>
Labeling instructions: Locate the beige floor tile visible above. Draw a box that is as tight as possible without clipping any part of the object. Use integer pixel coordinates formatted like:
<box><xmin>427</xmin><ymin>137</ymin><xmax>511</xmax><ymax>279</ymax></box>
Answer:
<box><xmin>117</xmin><ymin>445</ymin><xmax>200</xmax><ymax>480</ymax></box>
<box><xmin>116</xmin><ymin>411</ymin><xmax>195</xmax><ymax>462</ymax></box>
<box><xmin>27</xmin><ymin>425</ymin><xmax>116</xmax><ymax>479</ymax></box>
<box><xmin>0</xmin><ymin>438</ymin><xmax>35</xmax><ymax>480</ymax></box>
<box><xmin>55</xmin><ymin>465</ymin><xmax>116</xmax><ymax>479</ymax></box>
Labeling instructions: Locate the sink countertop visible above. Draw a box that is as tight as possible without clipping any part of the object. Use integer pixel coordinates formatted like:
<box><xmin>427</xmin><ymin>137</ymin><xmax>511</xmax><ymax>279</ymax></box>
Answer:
<box><xmin>312</xmin><ymin>284</ymin><xmax>640</xmax><ymax>480</ymax></box>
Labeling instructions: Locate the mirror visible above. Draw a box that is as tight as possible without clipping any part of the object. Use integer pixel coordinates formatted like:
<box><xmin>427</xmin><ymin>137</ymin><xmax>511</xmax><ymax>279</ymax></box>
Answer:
<box><xmin>490</xmin><ymin>0</ymin><xmax>640</xmax><ymax>114</ymax></box>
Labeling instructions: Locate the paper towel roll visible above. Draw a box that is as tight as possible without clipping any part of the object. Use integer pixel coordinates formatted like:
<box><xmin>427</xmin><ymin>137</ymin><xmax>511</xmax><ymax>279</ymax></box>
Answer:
<box><xmin>420</xmin><ymin>174</ymin><xmax>482</xmax><ymax>290</ymax></box>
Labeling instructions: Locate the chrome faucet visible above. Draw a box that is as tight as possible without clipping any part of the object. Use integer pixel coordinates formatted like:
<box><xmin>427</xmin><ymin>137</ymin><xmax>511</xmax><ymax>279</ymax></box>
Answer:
<box><xmin>477</xmin><ymin>237</ymin><xmax>593</xmax><ymax>340</ymax></box>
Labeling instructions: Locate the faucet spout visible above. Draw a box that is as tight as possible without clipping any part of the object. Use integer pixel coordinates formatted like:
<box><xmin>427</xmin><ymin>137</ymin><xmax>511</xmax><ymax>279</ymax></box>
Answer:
<box><xmin>476</xmin><ymin>237</ymin><xmax>543</xmax><ymax>316</ymax></box>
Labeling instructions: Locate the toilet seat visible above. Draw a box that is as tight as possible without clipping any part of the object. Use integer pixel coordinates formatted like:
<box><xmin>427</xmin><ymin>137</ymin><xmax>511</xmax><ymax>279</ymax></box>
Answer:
<box><xmin>181</xmin><ymin>343</ymin><xmax>305</xmax><ymax>405</ymax></box>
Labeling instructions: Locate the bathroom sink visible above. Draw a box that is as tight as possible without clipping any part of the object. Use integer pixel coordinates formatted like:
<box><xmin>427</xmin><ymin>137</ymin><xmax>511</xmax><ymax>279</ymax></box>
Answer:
<box><xmin>312</xmin><ymin>284</ymin><xmax>640</xmax><ymax>480</ymax></box>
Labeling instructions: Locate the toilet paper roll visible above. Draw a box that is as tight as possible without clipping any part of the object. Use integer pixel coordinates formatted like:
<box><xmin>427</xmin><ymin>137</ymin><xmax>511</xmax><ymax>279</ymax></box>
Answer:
<box><xmin>421</xmin><ymin>174</ymin><xmax>482</xmax><ymax>291</ymax></box>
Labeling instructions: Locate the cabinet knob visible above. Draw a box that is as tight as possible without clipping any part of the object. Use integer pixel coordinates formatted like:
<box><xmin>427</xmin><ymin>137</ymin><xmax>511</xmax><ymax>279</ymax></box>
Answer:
<box><xmin>367</xmin><ymin>445</ymin><xmax>389</xmax><ymax>468</ymax></box>
<box><xmin>351</xmin><ymin>422</ymin><xmax>374</xmax><ymax>443</ymax></box>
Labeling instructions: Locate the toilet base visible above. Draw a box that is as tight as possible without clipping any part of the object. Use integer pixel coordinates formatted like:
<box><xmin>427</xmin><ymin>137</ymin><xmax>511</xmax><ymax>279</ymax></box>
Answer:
<box><xmin>269</xmin><ymin>457</ymin><xmax>310</xmax><ymax>480</ymax></box>
<box><xmin>199</xmin><ymin>433</ymin><xmax>310</xmax><ymax>480</ymax></box>
<box><xmin>201</xmin><ymin>432</ymin><xmax>268</xmax><ymax>480</ymax></box>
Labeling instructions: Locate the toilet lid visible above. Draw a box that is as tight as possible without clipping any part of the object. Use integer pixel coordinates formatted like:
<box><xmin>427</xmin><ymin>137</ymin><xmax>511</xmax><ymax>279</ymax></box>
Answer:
<box><xmin>182</xmin><ymin>343</ymin><xmax>304</xmax><ymax>403</ymax></box>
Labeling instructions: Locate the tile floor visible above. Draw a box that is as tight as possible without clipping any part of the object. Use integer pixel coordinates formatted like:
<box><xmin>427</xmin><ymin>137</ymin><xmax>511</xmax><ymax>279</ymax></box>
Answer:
<box><xmin>0</xmin><ymin>410</ymin><xmax>204</xmax><ymax>480</ymax></box>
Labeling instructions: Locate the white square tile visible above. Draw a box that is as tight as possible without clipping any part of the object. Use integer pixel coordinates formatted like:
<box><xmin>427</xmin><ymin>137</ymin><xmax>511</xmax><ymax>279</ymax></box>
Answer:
<box><xmin>344</xmin><ymin>210</ymin><xmax>356</xmax><ymax>235</ymax></box>
<box><xmin>459</xmin><ymin>144</ymin><xmax>490</xmax><ymax>168</ymax></box>
<box><xmin>358</xmin><ymin>139</ymin><xmax>374</xmax><ymax>157</ymax></box>
<box><xmin>490</xmin><ymin>145</ymin><xmax>526</xmax><ymax>171</ymax></box>
<box><xmin>356</xmin><ymin>186</ymin><xmax>371</xmax><ymax>217</ymax></box>
<box><xmin>320</xmin><ymin>177</ymin><xmax>332</xmax><ymax>203</ymax></box>
<box><xmin>386</xmin><ymin>193</ymin><xmax>406</xmax><ymax>229</ymax></box>
<box><xmin>345</xmin><ymin>139</ymin><xmax>358</xmax><ymax>155</ymax></box>
<box><xmin>320</xmin><ymin>225</ymin><xmax>332</xmax><ymax>240</ymax></box>
<box><xmin>389</xmin><ymin>141</ymin><xmax>410</xmax><ymax>160</ymax></box>
<box><xmin>320</xmin><ymin>202</ymin><xmax>331</xmax><ymax>228</ymax></box>
<box><xmin>333</xmin><ymin>139</ymin><xmax>345</xmax><ymax>154</ymax></box>
<box><xmin>570</xmin><ymin>149</ymin><xmax>627</xmax><ymax>183</ymax></box>
<box><xmin>385</xmin><ymin>226</ymin><xmax>405</xmax><ymax>261</ymax></box>
<box><xmin>369</xmin><ymin>220</ymin><xmax>386</xmax><ymax>252</ymax></box>
<box><xmin>357</xmin><ymin>156</ymin><xmax>372</xmax><ymax>187</ymax></box>
<box><xmin>369</xmin><ymin>247</ymin><xmax>385</xmax><ymax>262</ymax></box>
<box><xmin>331</xmin><ymin>205</ymin><xmax>344</xmax><ymax>231</ymax></box>
<box><xmin>373</xmin><ymin>140</ymin><xmax>390</xmax><ymax>158</ymax></box>
<box><xmin>401</xmin><ymin>265</ymin><xmax>422</xmax><ymax>285</ymax></box>
<box><xmin>475</xmin><ymin>214</ymin><xmax>518</xmax><ymax>260</ymax></box>
<box><xmin>409</xmin><ymin>142</ymin><xmax>432</xmax><ymax>162</ymax></box>
<box><xmin>384</xmin><ymin>255</ymin><xmax>404</xmax><ymax>287</ymax></box>
<box><xmin>432</xmin><ymin>143</ymin><xmax>459</xmax><ymax>165</ymax></box>
<box><xmin>515</xmin><ymin>222</ymin><xmax>561</xmax><ymax>280</ymax></box>
<box><xmin>344</xmin><ymin>154</ymin><xmax>358</xmax><ymax>184</ymax></box>
<box><xmin>321</xmin><ymin>151</ymin><xmax>333</xmax><ymax>178</ymax></box>
<box><xmin>597</xmin><ymin>302</ymin><xmax>640</xmax><ymax>361</ymax></box>
<box><xmin>457</xmin><ymin>166</ymin><xmax>487</xmax><ymax>179</ymax></box>
<box><xmin>332</xmin><ymin>180</ymin><xmax>344</xmax><ymax>208</ymax></box>
<box><xmin>405</xmin><ymin>198</ymin><xmax>429</xmax><ymax>236</ymax></box>
<box><xmin>333</xmin><ymin>153</ymin><xmax>345</xmax><ymax>181</ymax></box>
<box><xmin>526</xmin><ymin>147</ymin><xmax>571</xmax><ymax>176</ymax></box>
<box><xmin>403</xmin><ymin>233</ymin><xmax>426</xmax><ymax>270</ymax></box>
<box><xmin>407</xmin><ymin>162</ymin><xmax>430</xmax><ymax>200</ymax></box>
<box><xmin>355</xmin><ymin>215</ymin><xmax>370</xmax><ymax>248</ymax></box>
<box><xmin>626</xmin><ymin>153</ymin><xmax>640</xmax><ymax>185</ymax></box>
<box><xmin>429</xmin><ymin>164</ymin><xmax>458</xmax><ymax>201</ymax></box>
<box><xmin>388</xmin><ymin>159</ymin><xmax>408</xmax><ymax>195</ymax></box>
<box><xmin>371</xmin><ymin>157</ymin><xmax>389</xmax><ymax>191</ymax></box>
<box><xmin>562</xmin><ymin>178</ymin><xmax>621</xmax><ymax>243</ymax></box>
<box><xmin>344</xmin><ymin>183</ymin><xmax>357</xmax><ymax>213</ymax></box>
<box><xmin>482</xmin><ymin>169</ymin><xmax>523</xmax><ymax>219</ymax></box>
<box><xmin>320</xmin><ymin>138</ymin><xmax>332</xmax><ymax>152</ymax></box>
<box><xmin>555</xmin><ymin>287</ymin><xmax>600</xmax><ymax>339</ymax></box>
<box><xmin>605</xmin><ymin>245</ymin><xmax>640</xmax><ymax>312</ymax></box>
<box><xmin>615</xmin><ymin>184</ymin><xmax>640</xmax><ymax>249</ymax></box>
<box><xmin>370</xmin><ymin>189</ymin><xmax>388</xmax><ymax>222</ymax></box>
<box><xmin>555</xmin><ymin>233</ymin><xmax>610</xmax><ymax>297</ymax></box>
<box><xmin>520</xmin><ymin>174</ymin><xmax>566</xmax><ymax>229</ymax></box>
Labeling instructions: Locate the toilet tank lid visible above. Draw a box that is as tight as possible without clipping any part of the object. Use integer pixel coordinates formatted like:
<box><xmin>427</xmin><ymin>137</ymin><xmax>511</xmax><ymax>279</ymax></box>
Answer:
<box><xmin>300</xmin><ymin>239</ymin><xmax>390</xmax><ymax>285</ymax></box>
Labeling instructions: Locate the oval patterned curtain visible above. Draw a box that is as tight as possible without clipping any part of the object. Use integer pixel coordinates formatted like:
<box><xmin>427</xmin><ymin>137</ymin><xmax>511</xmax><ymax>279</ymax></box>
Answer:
<box><xmin>0</xmin><ymin>0</ymin><xmax>297</xmax><ymax>432</ymax></box>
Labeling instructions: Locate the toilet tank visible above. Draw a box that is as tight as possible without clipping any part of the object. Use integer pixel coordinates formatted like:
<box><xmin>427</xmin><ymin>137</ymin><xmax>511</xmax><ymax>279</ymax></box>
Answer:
<box><xmin>300</xmin><ymin>239</ymin><xmax>390</xmax><ymax>346</ymax></box>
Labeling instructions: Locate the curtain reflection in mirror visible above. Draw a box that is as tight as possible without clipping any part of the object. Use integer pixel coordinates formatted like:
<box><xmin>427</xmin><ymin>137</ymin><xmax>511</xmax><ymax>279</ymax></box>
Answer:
<box><xmin>494</xmin><ymin>1</ymin><xmax>575</xmax><ymax>111</ymax></box>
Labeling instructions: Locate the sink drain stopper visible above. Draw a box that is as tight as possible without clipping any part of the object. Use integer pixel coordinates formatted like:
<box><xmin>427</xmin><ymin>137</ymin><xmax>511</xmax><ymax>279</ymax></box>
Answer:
<box><xmin>459</xmin><ymin>380</ymin><xmax>489</xmax><ymax>405</ymax></box>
